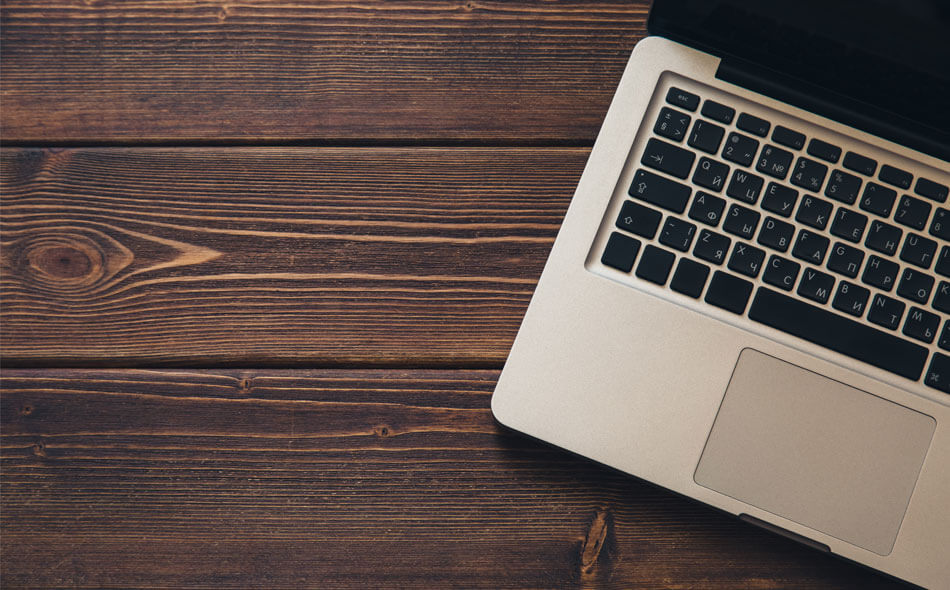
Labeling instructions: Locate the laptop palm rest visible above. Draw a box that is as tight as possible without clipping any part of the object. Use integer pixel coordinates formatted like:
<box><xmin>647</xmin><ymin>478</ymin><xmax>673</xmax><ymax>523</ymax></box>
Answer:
<box><xmin>694</xmin><ymin>349</ymin><xmax>935</xmax><ymax>556</ymax></box>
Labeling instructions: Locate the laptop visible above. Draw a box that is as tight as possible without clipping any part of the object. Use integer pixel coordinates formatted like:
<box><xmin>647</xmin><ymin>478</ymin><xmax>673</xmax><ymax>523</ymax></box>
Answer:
<box><xmin>491</xmin><ymin>0</ymin><xmax>950</xmax><ymax>586</ymax></box>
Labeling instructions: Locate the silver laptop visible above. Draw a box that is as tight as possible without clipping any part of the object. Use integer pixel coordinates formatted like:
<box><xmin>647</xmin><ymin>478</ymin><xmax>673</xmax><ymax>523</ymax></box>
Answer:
<box><xmin>491</xmin><ymin>1</ymin><xmax>950</xmax><ymax>586</ymax></box>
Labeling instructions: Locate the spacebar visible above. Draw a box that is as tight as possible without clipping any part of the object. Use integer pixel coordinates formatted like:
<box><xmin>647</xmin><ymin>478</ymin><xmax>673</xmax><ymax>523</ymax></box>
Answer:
<box><xmin>748</xmin><ymin>287</ymin><xmax>928</xmax><ymax>381</ymax></box>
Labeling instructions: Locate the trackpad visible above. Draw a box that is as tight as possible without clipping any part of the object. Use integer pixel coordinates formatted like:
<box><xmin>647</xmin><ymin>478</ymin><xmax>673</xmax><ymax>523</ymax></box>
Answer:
<box><xmin>694</xmin><ymin>349</ymin><xmax>935</xmax><ymax>555</ymax></box>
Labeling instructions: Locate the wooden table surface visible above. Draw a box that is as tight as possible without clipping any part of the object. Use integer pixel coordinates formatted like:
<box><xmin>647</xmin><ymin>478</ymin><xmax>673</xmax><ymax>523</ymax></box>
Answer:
<box><xmin>0</xmin><ymin>2</ymin><xmax>903</xmax><ymax>587</ymax></box>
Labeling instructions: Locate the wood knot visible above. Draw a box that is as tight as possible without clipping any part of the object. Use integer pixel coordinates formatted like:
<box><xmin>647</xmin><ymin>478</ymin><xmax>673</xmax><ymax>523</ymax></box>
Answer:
<box><xmin>238</xmin><ymin>377</ymin><xmax>252</xmax><ymax>395</ymax></box>
<box><xmin>579</xmin><ymin>507</ymin><xmax>614</xmax><ymax>581</ymax></box>
<box><xmin>20</xmin><ymin>404</ymin><xmax>34</xmax><ymax>416</ymax></box>
<box><xmin>32</xmin><ymin>442</ymin><xmax>47</xmax><ymax>457</ymax></box>
<box><xmin>374</xmin><ymin>425</ymin><xmax>391</xmax><ymax>438</ymax></box>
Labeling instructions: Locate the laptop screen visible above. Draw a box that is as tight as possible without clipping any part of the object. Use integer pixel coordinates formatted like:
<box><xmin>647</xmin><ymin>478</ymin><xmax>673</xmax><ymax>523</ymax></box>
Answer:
<box><xmin>648</xmin><ymin>0</ymin><xmax>950</xmax><ymax>160</ymax></box>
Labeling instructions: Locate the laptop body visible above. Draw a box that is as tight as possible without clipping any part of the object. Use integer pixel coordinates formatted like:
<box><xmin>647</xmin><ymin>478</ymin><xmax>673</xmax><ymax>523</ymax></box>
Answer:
<box><xmin>491</xmin><ymin>1</ymin><xmax>950</xmax><ymax>587</ymax></box>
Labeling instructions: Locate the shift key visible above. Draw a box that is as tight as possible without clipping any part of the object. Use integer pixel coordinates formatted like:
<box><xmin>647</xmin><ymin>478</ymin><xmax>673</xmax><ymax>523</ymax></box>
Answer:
<box><xmin>629</xmin><ymin>169</ymin><xmax>692</xmax><ymax>213</ymax></box>
<box><xmin>641</xmin><ymin>138</ymin><xmax>696</xmax><ymax>179</ymax></box>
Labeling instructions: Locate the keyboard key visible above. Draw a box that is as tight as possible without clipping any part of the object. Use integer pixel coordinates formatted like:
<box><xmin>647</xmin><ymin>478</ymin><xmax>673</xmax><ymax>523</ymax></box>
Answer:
<box><xmin>925</xmin><ymin>353</ymin><xmax>950</xmax><ymax>393</ymax></box>
<box><xmin>895</xmin><ymin>195</ymin><xmax>932</xmax><ymax>230</ymax></box>
<box><xmin>692</xmin><ymin>157</ymin><xmax>729</xmax><ymax>192</ymax></box>
<box><xmin>824</xmin><ymin>169</ymin><xmax>861</xmax><ymax>204</ymax></box>
<box><xmin>938</xmin><ymin>246</ymin><xmax>950</xmax><ymax>277</ymax></box>
<box><xmin>832</xmin><ymin>281</ymin><xmax>870</xmax><ymax>317</ymax></box>
<box><xmin>666</xmin><ymin>87</ymin><xmax>699</xmax><ymax>111</ymax></box>
<box><xmin>806</xmin><ymin>138</ymin><xmax>841</xmax><ymax>163</ymax></box>
<box><xmin>865</xmin><ymin>220</ymin><xmax>902</xmax><ymax>255</ymax></box>
<box><xmin>601</xmin><ymin>232</ymin><xmax>640</xmax><ymax>272</ymax></box>
<box><xmin>868</xmin><ymin>294</ymin><xmax>905</xmax><ymax>331</ymax></box>
<box><xmin>790</xmin><ymin>157</ymin><xmax>828</xmax><ymax>192</ymax></box>
<box><xmin>726</xmin><ymin>169</ymin><xmax>764</xmax><ymax>203</ymax></box>
<box><xmin>827</xmin><ymin>242</ymin><xmax>864</xmax><ymax>278</ymax></box>
<box><xmin>915</xmin><ymin>177</ymin><xmax>949</xmax><ymax>203</ymax></box>
<box><xmin>792</xmin><ymin>229</ymin><xmax>829</xmax><ymax>265</ymax></box>
<box><xmin>934</xmin><ymin>281</ymin><xmax>950</xmax><ymax>314</ymax></box>
<box><xmin>761</xmin><ymin>182</ymin><xmax>799</xmax><ymax>217</ymax></box>
<box><xmin>688</xmin><ymin>191</ymin><xmax>726</xmax><ymax>227</ymax></box>
<box><xmin>705</xmin><ymin>271</ymin><xmax>753</xmax><ymax>314</ymax></box>
<box><xmin>688</xmin><ymin>120</ymin><xmax>726</xmax><ymax>154</ymax></box>
<box><xmin>940</xmin><ymin>321</ymin><xmax>950</xmax><ymax>350</ymax></box>
<box><xmin>862</xmin><ymin>255</ymin><xmax>899</xmax><ymax>292</ymax></box>
<box><xmin>659</xmin><ymin>217</ymin><xmax>697</xmax><ymax>252</ymax></box>
<box><xmin>736</xmin><ymin>113</ymin><xmax>770</xmax><ymax>137</ymax></box>
<box><xmin>701</xmin><ymin>100</ymin><xmax>735</xmax><ymax>124</ymax></box>
<box><xmin>903</xmin><ymin>307</ymin><xmax>940</xmax><ymax>344</ymax></box>
<box><xmin>722</xmin><ymin>132</ymin><xmax>759</xmax><ymax>167</ymax></box>
<box><xmin>859</xmin><ymin>182</ymin><xmax>897</xmax><ymax>217</ymax></box>
<box><xmin>929</xmin><ymin>208</ymin><xmax>950</xmax><ymax>240</ymax></box>
<box><xmin>723</xmin><ymin>204</ymin><xmax>760</xmax><ymax>239</ymax></box>
<box><xmin>629</xmin><ymin>169</ymin><xmax>692</xmax><ymax>213</ymax></box>
<box><xmin>763</xmin><ymin>255</ymin><xmax>800</xmax><ymax>291</ymax></box>
<box><xmin>653</xmin><ymin>107</ymin><xmax>691</xmax><ymax>142</ymax></box>
<box><xmin>798</xmin><ymin>267</ymin><xmax>835</xmax><ymax>304</ymax></box>
<box><xmin>899</xmin><ymin>233</ymin><xmax>937</xmax><ymax>269</ymax></box>
<box><xmin>616</xmin><ymin>200</ymin><xmax>662</xmax><ymax>238</ymax></box>
<box><xmin>756</xmin><ymin>144</ymin><xmax>793</xmax><ymax>179</ymax></box>
<box><xmin>635</xmin><ymin>245</ymin><xmax>675</xmax><ymax>285</ymax></box>
<box><xmin>757</xmin><ymin>216</ymin><xmax>794</xmax><ymax>252</ymax></box>
<box><xmin>879</xmin><ymin>164</ymin><xmax>912</xmax><ymax>189</ymax></box>
<box><xmin>897</xmin><ymin>268</ymin><xmax>934</xmax><ymax>304</ymax></box>
<box><xmin>749</xmin><ymin>287</ymin><xmax>927</xmax><ymax>381</ymax></box>
<box><xmin>843</xmin><ymin>151</ymin><xmax>877</xmax><ymax>176</ymax></box>
<box><xmin>829</xmin><ymin>208</ymin><xmax>868</xmax><ymax>243</ymax></box>
<box><xmin>728</xmin><ymin>242</ymin><xmax>765</xmax><ymax>278</ymax></box>
<box><xmin>796</xmin><ymin>195</ymin><xmax>833</xmax><ymax>229</ymax></box>
<box><xmin>694</xmin><ymin>229</ymin><xmax>731</xmax><ymax>265</ymax></box>
<box><xmin>771</xmin><ymin>126</ymin><xmax>805</xmax><ymax>150</ymax></box>
<box><xmin>670</xmin><ymin>258</ymin><xmax>710</xmax><ymax>298</ymax></box>
<box><xmin>641</xmin><ymin>138</ymin><xmax>696</xmax><ymax>179</ymax></box>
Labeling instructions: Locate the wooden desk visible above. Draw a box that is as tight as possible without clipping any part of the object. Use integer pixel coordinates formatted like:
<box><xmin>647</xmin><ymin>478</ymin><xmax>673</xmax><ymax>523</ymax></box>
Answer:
<box><xmin>0</xmin><ymin>2</ymin><xmax>900</xmax><ymax>587</ymax></box>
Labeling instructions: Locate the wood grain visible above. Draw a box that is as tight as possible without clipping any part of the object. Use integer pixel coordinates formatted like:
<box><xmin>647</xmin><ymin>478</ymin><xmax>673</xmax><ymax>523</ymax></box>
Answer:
<box><xmin>1</xmin><ymin>0</ymin><xmax>647</xmax><ymax>144</ymax></box>
<box><xmin>0</xmin><ymin>369</ymin><xmax>900</xmax><ymax>589</ymax></box>
<box><xmin>1</xmin><ymin>146</ymin><xmax>582</xmax><ymax>366</ymax></box>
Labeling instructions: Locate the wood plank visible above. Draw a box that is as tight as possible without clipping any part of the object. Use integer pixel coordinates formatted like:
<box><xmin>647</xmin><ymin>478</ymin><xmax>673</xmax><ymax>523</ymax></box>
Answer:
<box><xmin>0</xmin><ymin>369</ymin><xmax>900</xmax><ymax>588</ymax></box>
<box><xmin>1</xmin><ymin>146</ymin><xmax>581</xmax><ymax>366</ymax></box>
<box><xmin>1</xmin><ymin>0</ymin><xmax>647</xmax><ymax>143</ymax></box>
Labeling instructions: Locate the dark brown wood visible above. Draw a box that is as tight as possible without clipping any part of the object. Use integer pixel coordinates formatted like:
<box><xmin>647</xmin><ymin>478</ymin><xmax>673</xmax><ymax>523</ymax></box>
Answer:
<box><xmin>1</xmin><ymin>147</ymin><xmax>582</xmax><ymax>366</ymax></box>
<box><xmin>1</xmin><ymin>1</ymin><xmax>647</xmax><ymax>144</ymax></box>
<box><xmin>0</xmin><ymin>369</ymin><xmax>900</xmax><ymax>589</ymax></box>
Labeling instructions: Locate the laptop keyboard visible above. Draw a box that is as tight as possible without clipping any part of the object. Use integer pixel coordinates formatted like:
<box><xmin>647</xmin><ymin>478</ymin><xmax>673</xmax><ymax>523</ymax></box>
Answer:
<box><xmin>598</xmin><ymin>84</ymin><xmax>950</xmax><ymax>396</ymax></box>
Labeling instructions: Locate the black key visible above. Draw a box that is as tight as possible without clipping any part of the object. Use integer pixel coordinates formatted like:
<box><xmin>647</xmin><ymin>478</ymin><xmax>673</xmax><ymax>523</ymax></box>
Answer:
<box><xmin>792</xmin><ymin>229</ymin><xmax>829</xmax><ymax>265</ymax></box>
<box><xmin>667</xmin><ymin>87</ymin><xmax>699</xmax><ymax>111</ymax></box>
<box><xmin>903</xmin><ymin>307</ymin><xmax>940</xmax><ymax>344</ymax></box>
<box><xmin>653</xmin><ymin>107</ymin><xmax>691</xmax><ymax>142</ymax></box>
<box><xmin>925</xmin><ymin>353</ymin><xmax>950</xmax><ymax>393</ymax></box>
<box><xmin>862</xmin><ymin>255</ymin><xmax>899</xmax><ymax>292</ymax></box>
<box><xmin>761</xmin><ymin>182</ymin><xmax>799</xmax><ymax>218</ymax></box>
<box><xmin>795</xmin><ymin>195</ymin><xmax>833</xmax><ymax>229</ymax></box>
<box><xmin>757</xmin><ymin>216</ymin><xmax>794</xmax><ymax>252</ymax></box>
<box><xmin>894</xmin><ymin>195</ymin><xmax>932</xmax><ymax>231</ymax></box>
<box><xmin>827</xmin><ymin>242</ymin><xmax>864</xmax><ymax>278</ymax></box>
<box><xmin>900</xmin><ymin>233</ymin><xmax>938</xmax><ymax>270</ymax></box>
<box><xmin>829</xmin><ymin>208</ymin><xmax>868</xmax><ymax>243</ymax></box>
<box><xmin>879</xmin><ymin>164</ymin><xmax>912</xmax><ymax>189</ymax></box>
<box><xmin>722</xmin><ymin>132</ymin><xmax>759</xmax><ymax>167</ymax></box>
<box><xmin>929</xmin><ymin>208</ymin><xmax>950</xmax><ymax>240</ymax></box>
<box><xmin>688</xmin><ymin>191</ymin><xmax>726</xmax><ymax>227</ymax></box>
<box><xmin>915</xmin><ymin>177</ymin><xmax>949</xmax><ymax>203</ymax></box>
<box><xmin>806</xmin><ymin>138</ymin><xmax>841</xmax><ymax>163</ymax></box>
<box><xmin>756</xmin><ymin>144</ymin><xmax>793</xmax><ymax>179</ymax></box>
<box><xmin>723</xmin><ymin>204</ymin><xmax>760</xmax><ymax>239</ymax></box>
<box><xmin>616</xmin><ymin>200</ymin><xmax>662</xmax><ymax>238</ymax></box>
<box><xmin>865</xmin><ymin>220</ymin><xmax>902</xmax><ymax>256</ymax></box>
<box><xmin>791</xmin><ymin>157</ymin><xmax>828</xmax><ymax>192</ymax></box>
<box><xmin>749</xmin><ymin>287</ymin><xmax>927</xmax><ymax>381</ymax></box>
<box><xmin>859</xmin><ymin>182</ymin><xmax>897</xmax><ymax>217</ymax></box>
<box><xmin>635</xmin><ymin>245</ymin><xmax>675</xmax><ymax>285</ymax></box>
<box><xmin>934</xmin><ymin>281</ymin><xmax>950</xmax><ymax>314</ymax></box>
<box><xmin>726</xmin><ymin>169</ymin><xmax>764</xmax><ymax>204</ymax></box>
<box><xmin>694</xmin><ymin>229</ymin><xmax>731</xmax><ymax>265</ymax></box>
<box><xmin>763</xmin><ymin>255</ymin><xmax>800</xmax><ymax>291</ymax></box>
<box><xmin>897</xmin><ymin>268</ymin><xmax>934</xmax><ymax>304</ymax></box>
<box><xmin>629</xmin><ymin>169</ymin><xmax>692</xmax><ymax>213</ymax></box>
<box><xmin>641</xmin><ymin>138</ymin><xmax>696</xmax><ymax>179</ymax></box>
<box><xmin>736</xmin><ymin>113</ymin><xmax>770</xmax><ymax>137</ymax></box>
<box><xmin>659</xmin><ymin>217</ymin><xmax>697</xmax><ymax>252</ymax></box>
<box><xmin>824</xmin><ymin>169</ymin><xmax>861</xmax><ymax>204</ymax></box>
<box><xmin>798</xmin><ymin>267</ymin><xmax>835</xmax><ymax>304</ymax></box>
<box><xmin>832</xmin><ymin>281</ymin><xmax>870</xmax><ymax>317</ymax></box>
<box><xmin>940</xmin><ymin>321</ymin><xmax>950</xmax><ymax>350</ymax></box>
<box><xmin>701</xmin><ymin>100</ymin><xmax>735</xmax><ymax>124</ymax></box>
<box><xmin>868</xmin><ymin>294</ymin><xmax>906</xmax><ymax>331</ymax></box>
<box><xmin>843</xmin><ymin>151</ymin><xmax>877</xmax><ymax>176</ymax></box>
<box><xmin>771</xmin><ymin>126</ymin><xmax>805</xmax><ymax>150</ymax></box>
<box><xmin>938</xmin><ymin>246</ymin><xmax>950</xmax><ymax>278</ymax></box>
<box><xmin>670</xmin><ymin>258</ymin><xmax>710</xmax><ymax>298</ymax></box>
<box><xmin>728</xmin><ymin>242</ymin><xmax>766</xmax><ymax>278</ymax></box>
<box><xmin>692</xmin><ymin>157</ymin><xmax>729</xmax><ymax>192</ymax></box>
<box><xmin>705</xmin><ymin>271</ymin><xmax>753</xmax><ymax>314</ymax></box>
<box><xmin>601</xmin><ymin>232</ymin><xmax>640</xmax><ymax>272</ymax></box>
<box><xmin>688</xmin><ymin>120</ymin><xmax>726</xmax><ymax>154</ymax></box>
